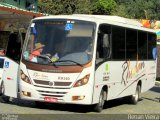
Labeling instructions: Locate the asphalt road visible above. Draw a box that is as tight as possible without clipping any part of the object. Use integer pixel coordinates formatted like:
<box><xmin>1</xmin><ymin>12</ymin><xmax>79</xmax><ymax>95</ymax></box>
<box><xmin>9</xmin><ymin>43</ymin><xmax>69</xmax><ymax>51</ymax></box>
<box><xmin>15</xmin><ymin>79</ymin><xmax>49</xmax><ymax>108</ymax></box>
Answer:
<box><xmin>0</xmin><ymin>86</ymin><xmax>159</xmax><ymax>120</ymax></box>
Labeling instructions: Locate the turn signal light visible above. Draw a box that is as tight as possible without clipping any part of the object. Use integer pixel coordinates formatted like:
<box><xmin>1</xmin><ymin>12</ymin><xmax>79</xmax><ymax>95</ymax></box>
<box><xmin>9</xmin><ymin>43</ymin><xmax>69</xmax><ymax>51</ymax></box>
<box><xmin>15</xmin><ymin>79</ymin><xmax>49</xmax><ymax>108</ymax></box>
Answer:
<box><xmin>72</xmin><ymin>96</ymin><xmax>85</xmax><ymax>101</ymax></box>
<box><xmin>22</xmin><ymin>91</ymin><xmax>31</xmax><ymax>97</ymax></box>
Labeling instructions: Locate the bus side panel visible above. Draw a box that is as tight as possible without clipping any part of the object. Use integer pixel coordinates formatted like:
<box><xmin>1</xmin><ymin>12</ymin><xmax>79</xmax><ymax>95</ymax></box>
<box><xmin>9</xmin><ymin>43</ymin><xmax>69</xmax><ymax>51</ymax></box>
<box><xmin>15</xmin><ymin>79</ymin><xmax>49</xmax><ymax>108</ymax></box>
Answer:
<box><xmin>93</xmin><ymin>60</ymin><xmax>155</xmax><ymax>104</ymax></box>
<box><xmin>141</xmin><ymin>61</ymin><xmax>156</xmax><ymax>93</ymax></box>
<box><xmin>93</xmin><ymin>61</ymin><xmax>132</xmax><ymax>103</ymax></box>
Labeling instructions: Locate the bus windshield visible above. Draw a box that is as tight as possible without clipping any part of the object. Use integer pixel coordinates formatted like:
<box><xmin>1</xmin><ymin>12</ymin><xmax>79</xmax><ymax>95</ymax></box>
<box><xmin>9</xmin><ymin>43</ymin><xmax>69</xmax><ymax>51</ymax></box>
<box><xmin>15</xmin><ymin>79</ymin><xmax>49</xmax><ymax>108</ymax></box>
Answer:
<box><xmin>22</xmin><ymin>19</ymin><xmax>95</xmax><ymax>66</ymax></box>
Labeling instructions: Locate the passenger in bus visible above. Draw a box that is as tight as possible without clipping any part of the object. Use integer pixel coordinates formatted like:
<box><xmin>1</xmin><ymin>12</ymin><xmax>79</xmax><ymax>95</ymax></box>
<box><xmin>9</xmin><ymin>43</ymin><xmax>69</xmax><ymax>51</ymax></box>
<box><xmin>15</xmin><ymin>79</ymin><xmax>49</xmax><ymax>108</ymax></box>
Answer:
<box><xmin>0</xmin><ymin>49</ymin><xmax>5</xmax><ymax>56</ymax></box>
<box><xmin>85</xmin><ymin>42</ymin><xmax>93</xmax><ymax>54</ymax></box>
<box><xmin>29</xmin><ymin>42</ymin><xmax>45</xmax><ymax>62</ymax></box>
<box><xmin>152</xmin><ymin>47</ymin><xmax>157</xmax><ymax>60</ymax></box>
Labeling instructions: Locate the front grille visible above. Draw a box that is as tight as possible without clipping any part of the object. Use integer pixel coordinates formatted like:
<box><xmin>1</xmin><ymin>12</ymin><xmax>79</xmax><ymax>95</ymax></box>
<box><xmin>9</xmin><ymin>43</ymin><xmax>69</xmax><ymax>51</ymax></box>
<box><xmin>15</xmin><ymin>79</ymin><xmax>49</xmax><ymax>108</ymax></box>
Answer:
<box><xmin>37</xmin><ymin>90</ymin><xmax>67</xmax><ymax>98</ymax></box>
<box><xmin>34</xmin><ymin>85</ymin><xmax>70</xmax><ymax>89</ymax></box>
<box><xmin>34</xmin><ymin>80</ymin><xmax>49</xmax><ymax>85</ymax></box>
<box><xmin>34</xmin><ymin>79</ymin><xmax>72</xmax><ymax>87</ymax></box>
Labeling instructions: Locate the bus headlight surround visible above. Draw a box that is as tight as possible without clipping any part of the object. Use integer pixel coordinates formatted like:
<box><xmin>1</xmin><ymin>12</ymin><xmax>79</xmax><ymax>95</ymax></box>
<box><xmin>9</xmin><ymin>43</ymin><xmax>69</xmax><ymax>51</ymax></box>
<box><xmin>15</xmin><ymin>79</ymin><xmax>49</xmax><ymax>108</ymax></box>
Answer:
<box><xmin>20</xmin><ymin>70</ymin><xmax>31</xmax><ymax>84</ymax></box>
<box><xmin>73</xmin><ymin>74</ymin><xmax>90</xmax><ymax>87</ymax></box>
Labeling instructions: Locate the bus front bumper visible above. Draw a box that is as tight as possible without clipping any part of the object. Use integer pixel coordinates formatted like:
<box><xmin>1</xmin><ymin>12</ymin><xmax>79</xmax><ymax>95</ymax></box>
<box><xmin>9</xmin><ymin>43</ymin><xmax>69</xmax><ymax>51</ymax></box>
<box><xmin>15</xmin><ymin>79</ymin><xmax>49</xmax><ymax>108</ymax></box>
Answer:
<box><xmin>19</xmin><ymin>81</ymin><xmax>93</xmax><ymax>105</ymax></box>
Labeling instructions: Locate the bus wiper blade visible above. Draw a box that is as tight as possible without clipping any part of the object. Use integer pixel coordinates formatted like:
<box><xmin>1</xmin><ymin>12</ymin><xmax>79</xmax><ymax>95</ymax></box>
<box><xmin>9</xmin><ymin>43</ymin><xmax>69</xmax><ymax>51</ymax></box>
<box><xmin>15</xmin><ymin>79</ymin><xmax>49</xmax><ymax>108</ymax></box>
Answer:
<box><xmin>55</xmin><ymin>60</ymin><xmax>83</xmax><ymax>67</ymax></box>
<box><xmin>52</xmin><ymin>62</ymin><xmax>58</xmax><ymax>68</ymax></box>
<box><xmin>38</xmin><ymin>55</ymin><xmax>58</xmax><ymax>67</ymax></box>
<box><xmin>38</xmin><ymin>55</ymin><xmax>52</xmax><ymax>62</ymax></box>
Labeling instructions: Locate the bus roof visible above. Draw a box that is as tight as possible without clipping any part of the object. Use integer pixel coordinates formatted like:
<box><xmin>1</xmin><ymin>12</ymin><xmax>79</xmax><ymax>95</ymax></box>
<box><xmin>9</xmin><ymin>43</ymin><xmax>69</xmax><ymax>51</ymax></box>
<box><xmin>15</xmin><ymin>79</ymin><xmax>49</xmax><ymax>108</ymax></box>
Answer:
<box><xmin>33</xmin><ymin>14</ymin><xmax>156</xmax><ymax>33</ymax></box>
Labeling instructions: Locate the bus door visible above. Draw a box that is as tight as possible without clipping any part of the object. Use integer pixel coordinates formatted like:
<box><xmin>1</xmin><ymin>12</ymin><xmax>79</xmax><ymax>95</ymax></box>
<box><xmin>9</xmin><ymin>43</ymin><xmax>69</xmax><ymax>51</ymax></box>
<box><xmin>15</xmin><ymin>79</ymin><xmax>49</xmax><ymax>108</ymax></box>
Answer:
<box><xmin>0</xmin><ymin>57</ymin><xmax>5</xmax><ymax>84</ymax></box>
<box><xmin>2</xmin><ymin>31</ymin><xmax>24</xmax><ymax>98</ymax></box>
<box><xmin>2</xmin><ymin>57</ymin><xmax>19</xmax><ymax>98</ymax></box>
<box><xmin>0</xmin><ymin>31</ymin><xmax>10</xmax><ymax>86</ymax></box>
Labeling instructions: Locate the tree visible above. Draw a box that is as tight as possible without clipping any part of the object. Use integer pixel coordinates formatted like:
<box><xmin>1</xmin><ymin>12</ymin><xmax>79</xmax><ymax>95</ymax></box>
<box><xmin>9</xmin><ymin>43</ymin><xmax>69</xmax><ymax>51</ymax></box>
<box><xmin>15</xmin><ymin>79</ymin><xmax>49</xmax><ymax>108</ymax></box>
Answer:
<box><xmin>38</xmin><ymin>0</ymin><xmax>92</xmax><ymax>15</ymax></box>
<box><xmin>146</xmin><ymin>0</ymin><xmax>160</xmax><ymax>20</ymax></box>
<box><xmin>38</xmin><ymin>0</ymin><xmax>160</xmax><ymax>19</ymax></box>
<box><xmin>113</xmin><ymin>0</ymin><xmax>160</xmax><ymax>19</ymax></box>
<box><xmin>92</xmin><ymin>0</ymin><xmax>116</xmax><ymax>15</ymax></box>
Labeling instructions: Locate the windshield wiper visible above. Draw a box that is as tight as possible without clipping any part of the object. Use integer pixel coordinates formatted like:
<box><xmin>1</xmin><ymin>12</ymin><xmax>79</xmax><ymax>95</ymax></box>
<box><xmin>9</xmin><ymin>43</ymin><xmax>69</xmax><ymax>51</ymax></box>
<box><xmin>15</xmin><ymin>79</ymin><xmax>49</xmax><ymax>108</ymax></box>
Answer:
<box><xmin>38</xmin><ymin>55</ymin><xmax>58</xmax><ymax>67</ymax></box>
<box><xmin>54</xmin><ymin>60</ymin><xmax>83</xmax><ymax>67</ymax></box>
<box><xmin>38</xmin><ymin>55</ymin><xmax>52</xmax><ymax>62</ymax></box>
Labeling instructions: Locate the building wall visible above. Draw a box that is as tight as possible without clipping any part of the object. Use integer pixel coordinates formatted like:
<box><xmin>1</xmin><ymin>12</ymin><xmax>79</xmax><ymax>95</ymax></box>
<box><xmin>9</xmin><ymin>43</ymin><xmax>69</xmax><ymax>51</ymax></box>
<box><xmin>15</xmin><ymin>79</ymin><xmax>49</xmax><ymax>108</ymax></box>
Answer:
<box><xmin>1</xmin><ymin>0</ymin><xmax>38</xmax><ymax>11</ymax></box>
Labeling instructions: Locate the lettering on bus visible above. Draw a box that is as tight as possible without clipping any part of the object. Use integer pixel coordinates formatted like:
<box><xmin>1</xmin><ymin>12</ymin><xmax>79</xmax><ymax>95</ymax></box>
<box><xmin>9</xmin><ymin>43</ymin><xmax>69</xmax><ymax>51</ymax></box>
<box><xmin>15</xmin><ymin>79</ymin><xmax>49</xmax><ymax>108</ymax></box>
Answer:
<box><xmin>103</xmin><ymin>64</ymin><xmax>110</xmax><ymax>81</ymax></box>
<box><xmin>122</xmin><ymin>61</ymin><xmax>145</xmax><ymax>85</ymax></box>
<box><xmin>33</xmin><ymin>72</ymin><xmax>48</xmax><ymax>80</ymax></box>
<box><xmin>58</xmin><ymin>76</ymin><xmax>70</xmax><ymax>80</ymax></box>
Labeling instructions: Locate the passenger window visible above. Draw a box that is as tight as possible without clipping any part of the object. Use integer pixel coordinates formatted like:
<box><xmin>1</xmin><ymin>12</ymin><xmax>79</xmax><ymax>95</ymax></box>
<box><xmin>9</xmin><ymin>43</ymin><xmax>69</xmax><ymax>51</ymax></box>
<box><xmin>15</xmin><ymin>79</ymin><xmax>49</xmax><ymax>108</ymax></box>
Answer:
<box><xmin>112</xmin><ymin>26</ymin><xmax>125</xmax><ymax>60</ymax></box>
<box><xmin>148</xmin><ymin>33</ymin><xmax>156</xmax><ymax>59</ymax></box>
<box><xmin>138</xmin><ymin>31</ymin><xmax>147</xmax><ymax>60</ymax></box>
<box><xmin>96</xmin><ymin>24</ymin><xmax>111</xmax><ymax>59</ymax></box>
<box><xmin>126</xmin><ymin>29</ymin><xmax>137</xmax><ymax>60</ymax></box>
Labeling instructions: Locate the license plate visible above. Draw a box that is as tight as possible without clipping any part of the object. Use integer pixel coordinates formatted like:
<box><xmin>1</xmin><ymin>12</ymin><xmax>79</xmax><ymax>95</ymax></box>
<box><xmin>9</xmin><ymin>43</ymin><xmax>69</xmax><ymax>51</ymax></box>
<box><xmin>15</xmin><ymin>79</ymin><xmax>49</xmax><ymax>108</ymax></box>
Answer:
<box><xmin>44</xmin><ymin>97</ymin><xmax>58</xmax><ymax>103</ymax></box>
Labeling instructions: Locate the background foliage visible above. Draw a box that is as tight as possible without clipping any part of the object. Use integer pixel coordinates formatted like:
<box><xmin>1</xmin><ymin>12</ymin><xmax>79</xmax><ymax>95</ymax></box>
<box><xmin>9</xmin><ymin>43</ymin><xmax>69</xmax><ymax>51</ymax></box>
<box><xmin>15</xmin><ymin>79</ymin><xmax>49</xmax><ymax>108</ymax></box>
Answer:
<box><xmin>38</xmin><ymin>0</ymin><xmax>160</xmax><ymax>19</ymax></box>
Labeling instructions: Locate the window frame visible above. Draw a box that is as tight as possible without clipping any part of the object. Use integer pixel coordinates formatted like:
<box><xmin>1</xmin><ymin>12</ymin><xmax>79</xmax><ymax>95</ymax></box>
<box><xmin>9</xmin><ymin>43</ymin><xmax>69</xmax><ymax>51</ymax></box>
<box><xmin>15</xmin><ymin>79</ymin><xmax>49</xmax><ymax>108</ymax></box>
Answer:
<box><xmin>96</xmin><ymin>24</ymin><xmax>156</xmax><ymax>61</ymax></box>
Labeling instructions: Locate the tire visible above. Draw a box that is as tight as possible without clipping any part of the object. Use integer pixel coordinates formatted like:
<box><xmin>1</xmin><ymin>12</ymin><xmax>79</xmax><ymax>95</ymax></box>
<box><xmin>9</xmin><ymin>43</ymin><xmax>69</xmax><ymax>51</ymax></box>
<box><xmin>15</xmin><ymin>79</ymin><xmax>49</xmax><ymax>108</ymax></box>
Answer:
<box><xmin>0</xmin><ymin>82</ymin><xmax>2</xmax><ymax>96</ymax></box>
<box><xmin>94</xmin><ymin>90</ymin><xmax>105</xmax><ymax>112</ymax></box>
<box><xmin>35</xmin><ymin>101</ymin><xmax>45</xmax><ymax>108</ymax></box>
<box><xmin>129</xmin><ymin>85</ymin><xmax>140</xmax><ymax>104</ymax></box>
<box><xmin>0</xmin><ymin>81</ymin><xmax>10</xmax><ymax>103</ymax></box>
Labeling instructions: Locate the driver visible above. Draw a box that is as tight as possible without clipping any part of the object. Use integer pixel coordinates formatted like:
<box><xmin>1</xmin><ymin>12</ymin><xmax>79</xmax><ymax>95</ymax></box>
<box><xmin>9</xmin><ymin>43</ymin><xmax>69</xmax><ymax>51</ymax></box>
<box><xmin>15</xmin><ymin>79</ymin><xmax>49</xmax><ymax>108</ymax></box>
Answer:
<box><xmin>29</xmin><ymin>42</ymin><xmax>45</xmax><ymax>62</ymax></box>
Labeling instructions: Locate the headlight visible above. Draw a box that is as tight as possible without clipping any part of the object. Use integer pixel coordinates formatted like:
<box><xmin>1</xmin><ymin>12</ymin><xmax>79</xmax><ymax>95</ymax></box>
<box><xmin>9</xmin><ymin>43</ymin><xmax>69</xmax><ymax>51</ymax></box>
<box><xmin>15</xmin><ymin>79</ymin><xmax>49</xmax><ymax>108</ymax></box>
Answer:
<box><xmin>20</xmin><ymin>70</ymin><xmax>31</xmax><ymax>84</ymax></box>
<box><xmin>73</xmin><ymin>74</ymin><xmax>90</xmax><ymax>87</ymax></box>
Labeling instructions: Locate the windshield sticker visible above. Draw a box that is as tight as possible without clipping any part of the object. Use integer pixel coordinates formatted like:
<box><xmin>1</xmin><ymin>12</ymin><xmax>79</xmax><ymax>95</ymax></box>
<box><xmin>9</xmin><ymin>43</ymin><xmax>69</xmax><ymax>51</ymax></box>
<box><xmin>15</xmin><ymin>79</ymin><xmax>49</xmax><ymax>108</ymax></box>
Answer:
<box><xmin>65</xmin><ymin>23</ymin><xmax>73</xmax><ymax>31</ymax></box>
<box><xmin>4</xmin><ymin>61</ymin><xmax>9</xmax><ymax>68</ymax></box>
<box><xmin>31</xmin><ymin>23</ymin><xmax>35</xmax><ymax>27</ymax></box>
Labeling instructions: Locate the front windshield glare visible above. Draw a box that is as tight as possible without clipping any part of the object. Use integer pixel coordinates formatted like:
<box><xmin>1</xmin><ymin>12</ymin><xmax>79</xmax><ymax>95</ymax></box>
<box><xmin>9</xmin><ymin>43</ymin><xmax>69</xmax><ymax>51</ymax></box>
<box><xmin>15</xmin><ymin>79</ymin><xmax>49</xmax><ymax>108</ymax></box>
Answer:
<box><xmin>23</xmin><ymin>19</ymin><xmax>95</xmax><ymax>65</ymax></box>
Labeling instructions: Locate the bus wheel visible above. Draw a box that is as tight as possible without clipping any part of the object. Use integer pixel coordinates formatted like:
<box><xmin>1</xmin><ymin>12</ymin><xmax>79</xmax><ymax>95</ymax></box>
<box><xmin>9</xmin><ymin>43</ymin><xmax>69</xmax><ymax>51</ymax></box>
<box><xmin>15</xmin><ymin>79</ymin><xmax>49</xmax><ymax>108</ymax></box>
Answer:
<box><xmin>129</xmin><ymin>85</ymin><xmax>140</xmax><ymax>104</ymax></box>
<box><xmin>0</xmin><ymin>81</ymin><xmax>10</xmax><ymax>103</ymax></box>
<box><xmin>94</xmin><ymin>90</ymin><xmax>105</xmax><ymax>112</ymax></box>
